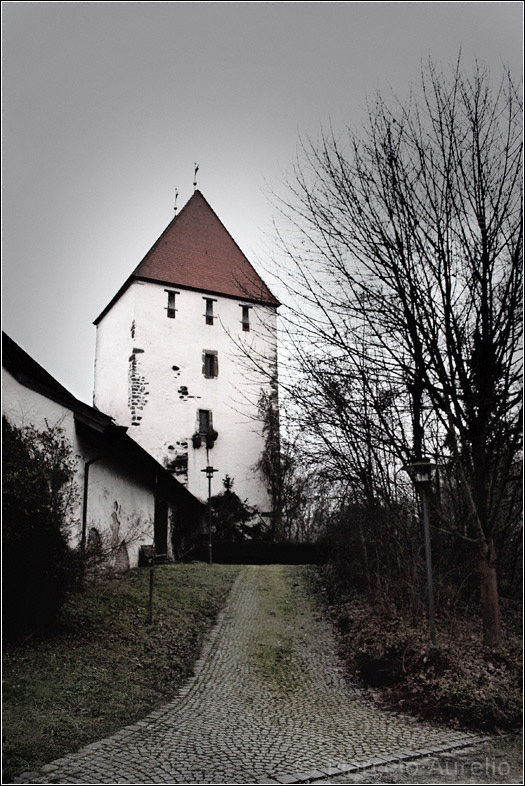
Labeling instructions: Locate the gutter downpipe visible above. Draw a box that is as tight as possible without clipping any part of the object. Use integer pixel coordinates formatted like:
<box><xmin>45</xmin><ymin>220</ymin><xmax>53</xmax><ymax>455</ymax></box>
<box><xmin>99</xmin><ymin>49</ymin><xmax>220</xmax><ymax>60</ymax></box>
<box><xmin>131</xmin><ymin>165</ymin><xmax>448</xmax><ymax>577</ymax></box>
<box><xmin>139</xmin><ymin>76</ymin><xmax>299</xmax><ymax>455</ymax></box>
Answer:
<box><xmin>80</xmin><ymin>457</ymin><xmax>100</xmax><ymax>559</ymax></box>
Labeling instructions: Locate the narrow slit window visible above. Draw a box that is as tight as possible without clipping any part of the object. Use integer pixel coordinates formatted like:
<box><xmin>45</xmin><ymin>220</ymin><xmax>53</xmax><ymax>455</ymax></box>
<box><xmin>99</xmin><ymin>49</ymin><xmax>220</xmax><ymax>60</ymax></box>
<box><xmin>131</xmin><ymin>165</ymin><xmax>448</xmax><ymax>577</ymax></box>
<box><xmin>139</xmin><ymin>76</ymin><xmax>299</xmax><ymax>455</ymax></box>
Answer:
<box><xmin>204</xmin><ymin>298</ymin><xmax>215</xmax><ymax>325</ymax></box>
<box><xmin>241</xmin><ymin>305</ymin><xmax>251</xmax><ymax>332</ymax></box>
<box><xmin>203</xmin><ymin>351</ymin><xmax>218</xmax><ymax>378</ymax></box>
<box><xmin>198</xmin><ymin>409</ymin><xmax>211</xmax><ymax>435</ymax></box>
<box><xmin>165</xmin><ymin>289</ymin><xmax>179</xmax><ymax>318</ymax></box>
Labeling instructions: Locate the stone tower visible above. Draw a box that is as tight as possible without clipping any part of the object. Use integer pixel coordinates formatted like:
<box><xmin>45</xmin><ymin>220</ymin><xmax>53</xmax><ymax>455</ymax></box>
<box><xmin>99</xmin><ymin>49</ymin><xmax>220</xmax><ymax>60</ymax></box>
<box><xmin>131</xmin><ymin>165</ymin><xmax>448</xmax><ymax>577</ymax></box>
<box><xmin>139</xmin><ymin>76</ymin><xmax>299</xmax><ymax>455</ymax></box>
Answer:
<box><xmin>93</xmin><ymin>190</ymin><xmax>280</xmax><ymax>517</ymax></box>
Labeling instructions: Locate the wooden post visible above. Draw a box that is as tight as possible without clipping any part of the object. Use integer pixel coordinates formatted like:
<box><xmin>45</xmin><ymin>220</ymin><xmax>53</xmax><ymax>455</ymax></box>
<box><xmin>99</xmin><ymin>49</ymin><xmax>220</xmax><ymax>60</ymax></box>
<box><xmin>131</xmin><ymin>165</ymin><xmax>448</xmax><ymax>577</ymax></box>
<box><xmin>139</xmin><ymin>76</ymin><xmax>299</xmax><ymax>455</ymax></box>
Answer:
<box><xmin>146</xmin><ymin>559</ymin><xmax>154</xmax><ymax>625</ymax></box>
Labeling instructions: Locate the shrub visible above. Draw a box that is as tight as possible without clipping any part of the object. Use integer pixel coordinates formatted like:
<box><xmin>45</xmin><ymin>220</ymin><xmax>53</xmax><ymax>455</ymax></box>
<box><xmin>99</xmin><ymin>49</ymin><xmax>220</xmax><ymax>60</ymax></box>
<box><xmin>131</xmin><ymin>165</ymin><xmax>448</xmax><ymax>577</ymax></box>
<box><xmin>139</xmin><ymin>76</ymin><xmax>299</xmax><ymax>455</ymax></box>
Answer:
<box><xmin>2</xmin><ymin>417</ymin><xmax>80</xmax><ymax>640</ymax></box>
<box><xmin>209</xmin><ymin>475</ymin><xmax>268</xmax><ymax>541</ymax></box>
<box><xmin>313</xmin><ymin>566</ymin><xmax>522</xmax><ymax>730</ymax></box>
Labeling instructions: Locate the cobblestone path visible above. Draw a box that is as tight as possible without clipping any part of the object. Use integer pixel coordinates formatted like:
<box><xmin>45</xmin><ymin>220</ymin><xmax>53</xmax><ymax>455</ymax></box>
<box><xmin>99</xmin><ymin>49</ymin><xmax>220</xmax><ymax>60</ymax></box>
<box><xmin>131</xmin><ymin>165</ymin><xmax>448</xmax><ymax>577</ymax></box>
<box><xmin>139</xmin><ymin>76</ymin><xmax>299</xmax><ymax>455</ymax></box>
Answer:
<box><xmin>15</xmin><ymin>565</ymin><xmax>490</xmax><ymax>785</ymax></box>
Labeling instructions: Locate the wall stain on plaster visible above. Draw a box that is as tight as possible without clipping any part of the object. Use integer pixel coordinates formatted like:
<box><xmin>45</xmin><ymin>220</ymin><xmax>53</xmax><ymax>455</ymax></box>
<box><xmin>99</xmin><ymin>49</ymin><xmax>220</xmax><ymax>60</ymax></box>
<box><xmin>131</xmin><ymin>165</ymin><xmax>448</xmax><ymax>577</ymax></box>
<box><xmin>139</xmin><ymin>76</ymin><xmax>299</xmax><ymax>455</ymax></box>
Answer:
<box><xmin>177</xmin><ymin>385</ymin><xmax>200</xmax><ymax>401</ymax></box>
<box><xmin>177</xmin><ymin>384</ymin><xmax>200</xmax><ymax>401</ymax></box>
<box><xmin>110</xmin><ymin>501</ymin><xmax>121</xmax><ymax>548</ymax></box>
<box><xmin>164</xmin><ymin>441</ymin><xmax>188</xmax><ymax>484</ymax></box>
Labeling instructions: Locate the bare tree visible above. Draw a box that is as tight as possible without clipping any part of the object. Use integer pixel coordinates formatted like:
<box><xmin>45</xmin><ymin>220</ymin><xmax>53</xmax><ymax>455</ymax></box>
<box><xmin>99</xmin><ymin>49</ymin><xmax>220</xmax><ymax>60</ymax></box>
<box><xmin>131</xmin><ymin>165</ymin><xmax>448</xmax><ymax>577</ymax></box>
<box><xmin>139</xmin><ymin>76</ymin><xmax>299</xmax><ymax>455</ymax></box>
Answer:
<box><xmin>272</xmin><ymin>57</ymin><xmax>522</xmax><ymax>646</ymax></box>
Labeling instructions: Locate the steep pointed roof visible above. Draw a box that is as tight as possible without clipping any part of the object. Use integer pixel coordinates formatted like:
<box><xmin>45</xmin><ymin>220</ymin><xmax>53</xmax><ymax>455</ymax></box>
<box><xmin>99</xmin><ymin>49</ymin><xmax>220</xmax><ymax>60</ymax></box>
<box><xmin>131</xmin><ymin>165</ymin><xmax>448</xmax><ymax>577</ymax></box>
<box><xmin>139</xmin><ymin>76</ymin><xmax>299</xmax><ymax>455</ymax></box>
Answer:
<box><xmin>95</xmin><ymin>191</ymin><xmax>279</xmax><ymax>324</ymax></box>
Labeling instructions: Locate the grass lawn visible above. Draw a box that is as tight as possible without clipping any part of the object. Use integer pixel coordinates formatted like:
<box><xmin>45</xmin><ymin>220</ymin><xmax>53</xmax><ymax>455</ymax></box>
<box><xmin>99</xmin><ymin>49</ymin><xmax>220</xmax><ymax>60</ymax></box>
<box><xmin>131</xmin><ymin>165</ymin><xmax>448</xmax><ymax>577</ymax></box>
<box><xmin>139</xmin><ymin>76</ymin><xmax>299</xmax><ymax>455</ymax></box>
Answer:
<box><xmin>2</xmin><ymin>563</ymin><xmax>241</xmax><ymax>782</ymax></box>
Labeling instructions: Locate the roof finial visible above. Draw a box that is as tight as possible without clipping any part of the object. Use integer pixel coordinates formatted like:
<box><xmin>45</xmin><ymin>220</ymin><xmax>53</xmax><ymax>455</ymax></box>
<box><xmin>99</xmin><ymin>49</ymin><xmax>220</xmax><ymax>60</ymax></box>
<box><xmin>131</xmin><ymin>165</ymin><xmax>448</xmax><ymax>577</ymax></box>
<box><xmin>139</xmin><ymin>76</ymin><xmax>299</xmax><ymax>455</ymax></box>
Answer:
<box><xmin>193</xmin><ymin>162</ymin><xmax>199</xmax><ymax>191</ymax></box>
<box><xmin>174</xmin><ymin>187</ymin><xmax>179</xmax><ymax>213</ymax></box>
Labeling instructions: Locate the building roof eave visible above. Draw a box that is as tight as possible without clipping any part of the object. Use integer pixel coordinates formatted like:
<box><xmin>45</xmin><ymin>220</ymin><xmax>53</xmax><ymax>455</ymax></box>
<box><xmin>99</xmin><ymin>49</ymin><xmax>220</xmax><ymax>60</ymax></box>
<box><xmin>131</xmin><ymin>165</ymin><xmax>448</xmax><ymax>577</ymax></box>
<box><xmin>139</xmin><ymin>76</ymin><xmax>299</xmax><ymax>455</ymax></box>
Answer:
<box><xmin>2</xmin><ymin>332</ymin><xmax>204</xmax><ymax>514</ymax></box>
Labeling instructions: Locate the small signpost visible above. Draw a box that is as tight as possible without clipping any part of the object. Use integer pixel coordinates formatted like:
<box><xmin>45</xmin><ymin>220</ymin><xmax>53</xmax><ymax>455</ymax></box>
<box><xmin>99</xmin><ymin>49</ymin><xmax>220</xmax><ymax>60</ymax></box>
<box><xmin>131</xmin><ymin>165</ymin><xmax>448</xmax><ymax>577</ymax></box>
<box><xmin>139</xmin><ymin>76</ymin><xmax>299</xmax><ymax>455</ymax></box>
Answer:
<box><xmin>201</xmin><ymin>465</ymin><xmax>219</xmax><ymax>564</ymax></box>
<box><xmin>140</xmin><ymin>544</ymin><xmax>156</xmax><ymax>625</ymax></box>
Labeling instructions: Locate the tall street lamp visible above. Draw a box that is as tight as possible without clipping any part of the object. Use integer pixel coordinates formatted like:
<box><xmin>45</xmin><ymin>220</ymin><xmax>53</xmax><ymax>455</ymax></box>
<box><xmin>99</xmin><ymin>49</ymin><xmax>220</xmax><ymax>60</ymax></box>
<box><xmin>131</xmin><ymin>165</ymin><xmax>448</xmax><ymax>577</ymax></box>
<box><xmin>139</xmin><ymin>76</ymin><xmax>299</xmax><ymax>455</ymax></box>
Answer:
<box><xmin>201</xmin><ymin>464</ymin><xmax>218</xmax><ymax>564</ymax></box>
<box><xmin>403</xmin><ymin>458</ymin><xmax>436</xmax><ymax>648</ymax></box>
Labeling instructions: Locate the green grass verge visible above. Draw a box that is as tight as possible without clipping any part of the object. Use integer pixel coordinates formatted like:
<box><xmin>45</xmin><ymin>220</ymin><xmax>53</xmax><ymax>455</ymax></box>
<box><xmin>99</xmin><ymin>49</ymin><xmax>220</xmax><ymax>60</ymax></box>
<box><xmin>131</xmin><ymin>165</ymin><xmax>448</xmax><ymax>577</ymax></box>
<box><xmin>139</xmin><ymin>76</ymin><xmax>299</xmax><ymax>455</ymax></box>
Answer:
<box><xmin>247</xmin><ymin>565</ymin><xmax>306</xmax><ymax>693</ymax></box>
<box><xmin>2</xmin><ymin>563</ymin><xmax>241</xmax><ymax>782</ymax></box>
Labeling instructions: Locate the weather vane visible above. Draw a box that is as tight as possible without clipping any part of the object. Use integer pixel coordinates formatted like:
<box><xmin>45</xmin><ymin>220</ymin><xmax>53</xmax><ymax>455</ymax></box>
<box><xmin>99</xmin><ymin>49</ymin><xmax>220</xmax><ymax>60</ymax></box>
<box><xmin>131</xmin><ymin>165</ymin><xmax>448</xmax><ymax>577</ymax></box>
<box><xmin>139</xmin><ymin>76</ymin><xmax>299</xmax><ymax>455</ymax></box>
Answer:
<box><xmin>193</xmin><ymin>162</ymin><xmax>199</xmax><ymax>191</ymax></box>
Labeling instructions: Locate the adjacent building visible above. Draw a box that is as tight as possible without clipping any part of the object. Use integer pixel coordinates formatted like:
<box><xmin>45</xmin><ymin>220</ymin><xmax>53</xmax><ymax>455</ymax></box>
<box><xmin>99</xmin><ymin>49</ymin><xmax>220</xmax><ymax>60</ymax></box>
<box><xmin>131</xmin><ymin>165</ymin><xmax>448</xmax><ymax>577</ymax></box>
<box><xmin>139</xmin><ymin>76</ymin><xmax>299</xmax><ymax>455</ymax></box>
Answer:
<box><xmin>2</xmin><ymin>332</ymin><xmax>204</xmax><ymax>568</ymax></box>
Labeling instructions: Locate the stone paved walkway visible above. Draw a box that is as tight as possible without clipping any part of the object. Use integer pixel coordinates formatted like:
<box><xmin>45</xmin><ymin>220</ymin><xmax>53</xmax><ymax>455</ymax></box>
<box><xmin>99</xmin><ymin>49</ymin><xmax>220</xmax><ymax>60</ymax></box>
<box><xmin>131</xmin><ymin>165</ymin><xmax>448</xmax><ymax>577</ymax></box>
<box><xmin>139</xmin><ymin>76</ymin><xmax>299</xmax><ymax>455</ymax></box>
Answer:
<box><xmin>15</xmin><ymin>565</ymin><xmax>491</xmax><ymax>785</ymax></box>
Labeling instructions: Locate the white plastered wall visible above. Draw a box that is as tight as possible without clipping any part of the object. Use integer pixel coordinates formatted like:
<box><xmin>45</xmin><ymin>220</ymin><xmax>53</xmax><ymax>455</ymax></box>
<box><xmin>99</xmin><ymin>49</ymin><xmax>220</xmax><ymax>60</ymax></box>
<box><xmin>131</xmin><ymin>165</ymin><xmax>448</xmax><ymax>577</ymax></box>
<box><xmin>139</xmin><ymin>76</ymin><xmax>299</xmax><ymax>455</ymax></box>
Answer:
<box><xmin>94</xmin><ymin>281</ymin><xmax>278</xmax><ymax>510</ymax></box>
<box><xmin>3</xmin><ymin>367</ymin><xmax>154</xmax><ymax>567</ymax></box>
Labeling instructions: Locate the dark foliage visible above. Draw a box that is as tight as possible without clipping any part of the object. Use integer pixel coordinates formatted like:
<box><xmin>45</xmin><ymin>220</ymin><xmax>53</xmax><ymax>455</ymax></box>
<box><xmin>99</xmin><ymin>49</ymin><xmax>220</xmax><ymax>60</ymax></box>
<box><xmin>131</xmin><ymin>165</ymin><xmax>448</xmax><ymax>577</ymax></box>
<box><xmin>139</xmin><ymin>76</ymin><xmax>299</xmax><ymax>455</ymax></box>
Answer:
<box><xmin>313</xmin><ymin>565</ymin><xmax>522</xmax><ymax>731</ymax></box>
<box><xmin>2</xmin><ymin>417</ymin><xmax>80</xmax><ymax>641</ymax></box>
<box><xmin>319</xmin><ymin>488</ymin><xmax>521</xmax><ymax>626</ymax></box>
<box><xmin>190</xmin><ymin>540</ymin><xmax>325</xmax><ymax>565</ymax></box>
<box><xmin>208</xmin><ymin>475</ymin><xmax>269</xmax><ymax>542</ymax></box>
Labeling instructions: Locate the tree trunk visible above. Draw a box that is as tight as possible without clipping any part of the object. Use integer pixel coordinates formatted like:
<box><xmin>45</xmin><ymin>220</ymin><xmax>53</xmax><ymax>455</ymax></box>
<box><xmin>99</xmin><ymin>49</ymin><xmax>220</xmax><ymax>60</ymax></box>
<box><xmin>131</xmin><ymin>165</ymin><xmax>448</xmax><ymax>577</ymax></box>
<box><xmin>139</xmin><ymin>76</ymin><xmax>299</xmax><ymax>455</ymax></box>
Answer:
<box><xmin>357</xmin><ymin>510</ymin><xmax>371</xmax><ymax>592</ymax></box>
<box><xmin>478</xmin><ymin>538</ymin><xmax>501</xmax><ymax>647</ymax></box>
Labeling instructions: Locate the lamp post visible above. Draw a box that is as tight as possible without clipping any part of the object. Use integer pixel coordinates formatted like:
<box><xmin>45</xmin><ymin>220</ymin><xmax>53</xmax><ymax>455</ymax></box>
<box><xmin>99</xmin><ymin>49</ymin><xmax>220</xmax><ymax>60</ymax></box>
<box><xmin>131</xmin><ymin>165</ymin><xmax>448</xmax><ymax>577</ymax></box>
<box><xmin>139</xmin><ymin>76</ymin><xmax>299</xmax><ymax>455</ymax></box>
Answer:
<box><xmin>403</xmin><ymin>458</ymin><xmax>436</xmax><ymax>648</ymax></box>
<box><xmin>201</xmin><ymin>465</ymin><xmax>218</xmax><ymax>564</ymax></box>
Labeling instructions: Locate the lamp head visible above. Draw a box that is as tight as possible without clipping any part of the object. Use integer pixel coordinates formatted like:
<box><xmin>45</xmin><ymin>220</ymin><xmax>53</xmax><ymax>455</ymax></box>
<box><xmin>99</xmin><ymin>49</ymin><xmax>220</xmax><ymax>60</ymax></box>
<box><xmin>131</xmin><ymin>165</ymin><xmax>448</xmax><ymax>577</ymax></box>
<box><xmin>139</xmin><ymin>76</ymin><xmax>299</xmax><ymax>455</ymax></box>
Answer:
<box><xmin>402</xmin><ymin>458</ymin><xmax>435</xmax><ymax>486</ymax></box>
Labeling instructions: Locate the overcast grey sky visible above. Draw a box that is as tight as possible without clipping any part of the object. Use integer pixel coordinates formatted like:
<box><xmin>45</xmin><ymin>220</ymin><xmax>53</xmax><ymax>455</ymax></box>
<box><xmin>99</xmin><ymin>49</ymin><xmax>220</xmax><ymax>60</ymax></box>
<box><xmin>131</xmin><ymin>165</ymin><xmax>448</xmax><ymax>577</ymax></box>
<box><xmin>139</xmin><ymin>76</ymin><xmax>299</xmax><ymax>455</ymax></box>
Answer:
<box><xmin>2</xmin><ymin>1</ymin><xmax>523</xmax><ymax>404</ymax></box>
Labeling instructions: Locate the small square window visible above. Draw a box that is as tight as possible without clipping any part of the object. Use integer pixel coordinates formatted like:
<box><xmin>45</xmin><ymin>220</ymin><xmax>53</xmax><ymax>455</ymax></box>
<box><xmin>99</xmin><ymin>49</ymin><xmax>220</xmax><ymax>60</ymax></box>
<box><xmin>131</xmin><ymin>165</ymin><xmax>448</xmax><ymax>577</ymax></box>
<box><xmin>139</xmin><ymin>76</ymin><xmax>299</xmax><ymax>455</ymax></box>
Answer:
<box><xmin>203</xmin><ymin>351</ymin><xmax>218</xmax><ymax>378</ymax></box>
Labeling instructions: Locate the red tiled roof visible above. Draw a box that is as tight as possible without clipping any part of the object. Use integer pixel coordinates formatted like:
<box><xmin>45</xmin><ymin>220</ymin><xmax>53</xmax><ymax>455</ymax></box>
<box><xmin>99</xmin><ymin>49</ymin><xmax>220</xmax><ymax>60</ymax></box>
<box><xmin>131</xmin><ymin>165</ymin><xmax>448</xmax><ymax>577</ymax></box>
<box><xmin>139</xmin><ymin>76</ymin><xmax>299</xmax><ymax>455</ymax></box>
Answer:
<box><xmin>132</xmin><ymin>190</ymin><xmax>279</xmax><ymax>306</ymax></box>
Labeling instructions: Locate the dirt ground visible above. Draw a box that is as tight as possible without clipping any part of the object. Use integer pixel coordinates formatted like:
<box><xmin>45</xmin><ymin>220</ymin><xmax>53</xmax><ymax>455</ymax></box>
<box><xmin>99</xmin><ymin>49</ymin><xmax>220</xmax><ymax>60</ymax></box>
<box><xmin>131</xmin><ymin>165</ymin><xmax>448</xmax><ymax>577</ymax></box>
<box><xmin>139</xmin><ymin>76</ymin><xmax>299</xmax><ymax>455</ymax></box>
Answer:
<box><xmin>321</xmin><ymin>734</ymin><xmax>523</xmax><ymax>784</ymax></box>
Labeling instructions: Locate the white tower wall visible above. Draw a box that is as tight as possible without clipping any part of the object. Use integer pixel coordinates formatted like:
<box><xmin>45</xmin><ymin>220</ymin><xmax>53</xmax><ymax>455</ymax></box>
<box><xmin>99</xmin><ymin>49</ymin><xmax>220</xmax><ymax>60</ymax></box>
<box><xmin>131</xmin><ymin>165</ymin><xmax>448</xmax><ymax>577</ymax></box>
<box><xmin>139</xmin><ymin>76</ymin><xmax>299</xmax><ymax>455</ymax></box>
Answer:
<box><xmin>94</xmin><ymin>280</ymin><xmax>277</xmax><ymax>511</ymax></box>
